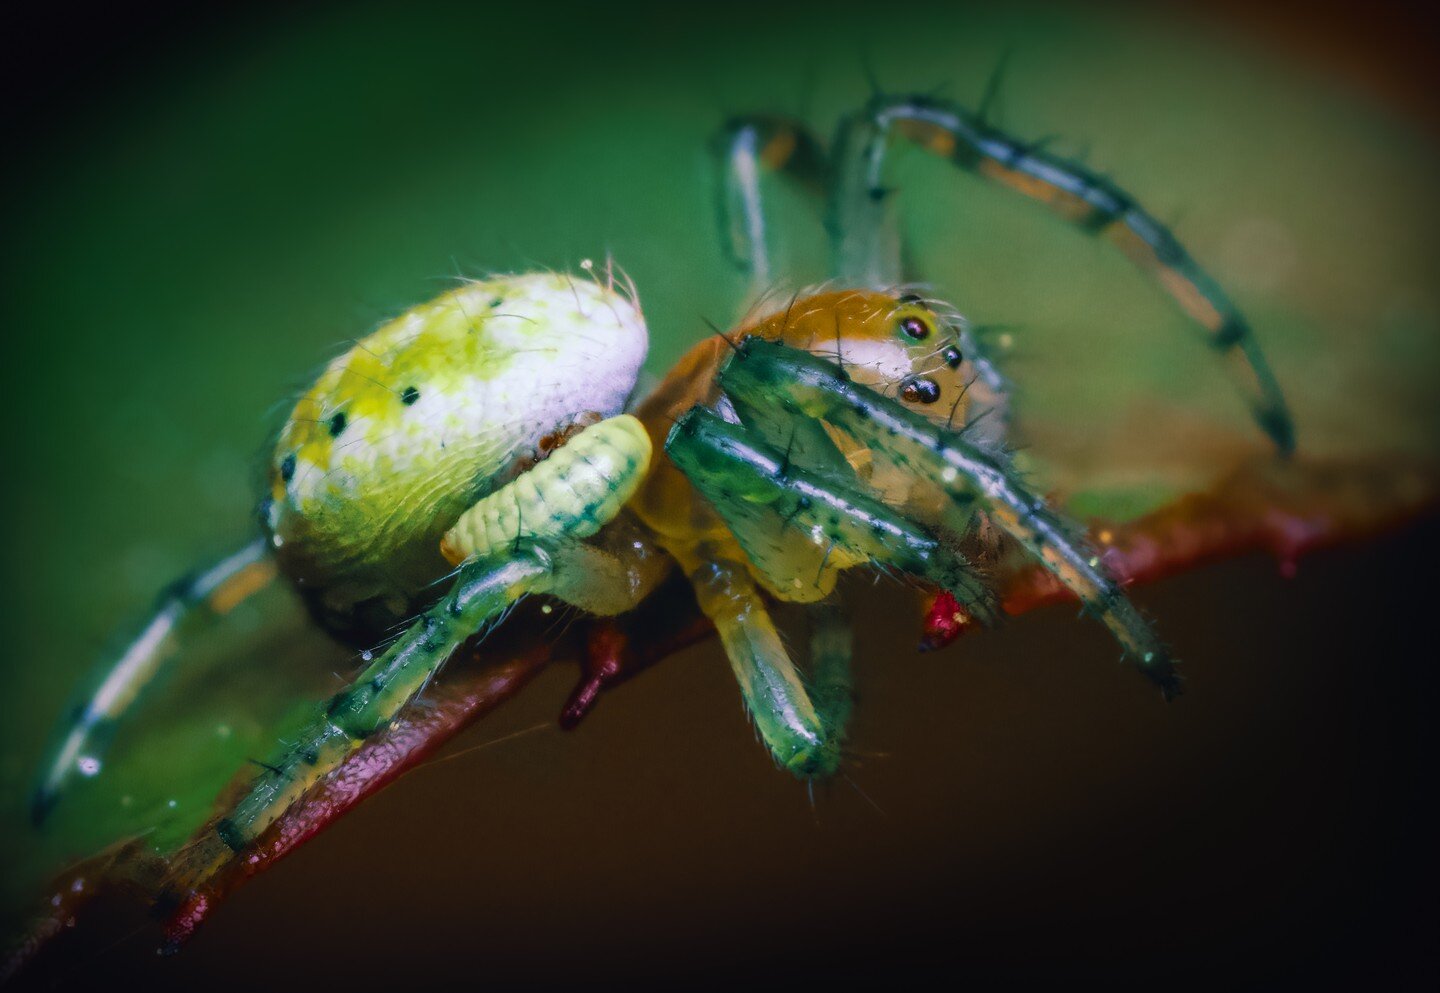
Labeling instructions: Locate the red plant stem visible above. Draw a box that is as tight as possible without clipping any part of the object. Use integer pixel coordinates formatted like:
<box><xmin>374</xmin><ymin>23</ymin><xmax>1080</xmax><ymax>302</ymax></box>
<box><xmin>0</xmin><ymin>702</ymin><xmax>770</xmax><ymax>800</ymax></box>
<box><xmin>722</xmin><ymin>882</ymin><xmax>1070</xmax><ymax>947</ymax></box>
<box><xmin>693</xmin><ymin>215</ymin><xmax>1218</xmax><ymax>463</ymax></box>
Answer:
<box><xmin>1002</xmin><ymin>457</ymin><xmax>1436</xmax><ymax>614</ymax></box>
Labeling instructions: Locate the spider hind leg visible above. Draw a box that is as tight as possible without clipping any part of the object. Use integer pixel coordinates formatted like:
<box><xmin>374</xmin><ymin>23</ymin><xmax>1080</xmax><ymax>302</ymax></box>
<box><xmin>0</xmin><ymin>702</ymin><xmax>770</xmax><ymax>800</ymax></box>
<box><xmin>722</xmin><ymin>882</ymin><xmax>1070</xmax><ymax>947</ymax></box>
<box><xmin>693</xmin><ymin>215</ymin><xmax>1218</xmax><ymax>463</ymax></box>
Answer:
<box><xmin>31</xmin><ymin>538</ymin><xmax>277</xmax><ymax>824</ymax></box>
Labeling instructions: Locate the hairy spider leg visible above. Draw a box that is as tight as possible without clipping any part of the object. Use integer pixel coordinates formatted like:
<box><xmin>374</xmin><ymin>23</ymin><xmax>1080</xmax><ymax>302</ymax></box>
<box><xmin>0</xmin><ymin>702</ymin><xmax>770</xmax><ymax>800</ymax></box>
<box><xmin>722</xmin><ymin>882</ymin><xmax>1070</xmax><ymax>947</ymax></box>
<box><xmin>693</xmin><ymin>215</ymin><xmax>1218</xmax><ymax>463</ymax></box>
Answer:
<box><xmin>684</xmin><ymin>550</ymin><xmax>838</xmax><ymax>778</ymax></box>
<box><xmin>666</xmin><ymin>406</ymin><xmax>999</xmax><ymax>777</ymax></box>
<box><xmin>830</xmin><ymin>94</ymin><xmax>1294</xmax><ymax>455</ymax></box>
<box><xmin>714</xmin><ymin>115</ymin><xmax>827</xmax><ymax>302</ymax></box>
<box><xmin>32</xmin><ymin>538</ymin><xmax>277</xmax><ymax>824</ymax></box>
<box><xmin>718</xmin><ymin>339</ymin><xmax>1182</xmax><ymax>699</ymax></box>
<box><xmin>182</xmin><ymin>416</ymin><xmax>659</xmax><ymax>873</ymax></box>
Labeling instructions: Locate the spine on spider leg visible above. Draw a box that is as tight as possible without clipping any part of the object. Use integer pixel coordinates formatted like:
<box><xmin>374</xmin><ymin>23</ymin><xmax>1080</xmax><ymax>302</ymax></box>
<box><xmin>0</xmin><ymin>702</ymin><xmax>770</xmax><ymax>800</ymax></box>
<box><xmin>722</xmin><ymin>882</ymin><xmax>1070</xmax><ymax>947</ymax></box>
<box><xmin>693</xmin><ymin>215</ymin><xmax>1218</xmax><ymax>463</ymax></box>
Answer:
<box><xmin>846</xmin><ymin>95</ymin><xmax>1295</xmax><ymax>454</ymax></box>
<box><xmin>209</xmin><ymin>552</ymin><xmax>552</xmax><ymax>857</ymax></box>
<box><xmin>720</xmin><ymin>339</ymin><xmax>1181</xmax><ymax>698</ymax></box>
<box><xmin>31</xmin><ymin>539</ymin><xmax>274</xmax><ymax>824</ymax></box>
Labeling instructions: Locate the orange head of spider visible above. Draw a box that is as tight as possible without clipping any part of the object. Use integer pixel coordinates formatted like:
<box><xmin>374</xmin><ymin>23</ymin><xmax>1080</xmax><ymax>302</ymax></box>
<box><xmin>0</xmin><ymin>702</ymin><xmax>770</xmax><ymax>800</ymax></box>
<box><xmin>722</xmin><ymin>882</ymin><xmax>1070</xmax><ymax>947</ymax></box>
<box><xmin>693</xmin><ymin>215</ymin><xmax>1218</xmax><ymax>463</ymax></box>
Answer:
<box><xmin>751</xmin><ymin>288</ymin><xmax>971</xmax><ymax>423</ymax></box>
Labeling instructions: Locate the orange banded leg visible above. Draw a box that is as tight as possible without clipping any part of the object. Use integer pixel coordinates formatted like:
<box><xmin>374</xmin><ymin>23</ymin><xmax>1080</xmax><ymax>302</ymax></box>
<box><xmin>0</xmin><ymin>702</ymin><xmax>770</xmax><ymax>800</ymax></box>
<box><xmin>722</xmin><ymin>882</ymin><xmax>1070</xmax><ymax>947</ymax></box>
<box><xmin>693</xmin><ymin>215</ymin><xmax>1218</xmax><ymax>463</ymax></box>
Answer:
<box><xmin>830</xmin><ymin>94</ymin><xmax>1295</xmax><ymax>455</ymax></box>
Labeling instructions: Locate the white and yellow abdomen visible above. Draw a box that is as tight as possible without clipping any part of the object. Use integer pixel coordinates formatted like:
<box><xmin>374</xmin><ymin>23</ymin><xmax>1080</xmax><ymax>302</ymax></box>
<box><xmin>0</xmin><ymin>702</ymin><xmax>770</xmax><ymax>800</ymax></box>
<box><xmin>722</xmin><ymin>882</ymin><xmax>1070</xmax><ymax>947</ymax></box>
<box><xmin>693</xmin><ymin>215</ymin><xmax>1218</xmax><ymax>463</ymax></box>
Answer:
<box><xmin>263</xmin><ymin>271</ymin><xmax>647</xmax><ymax>641</ymax></box>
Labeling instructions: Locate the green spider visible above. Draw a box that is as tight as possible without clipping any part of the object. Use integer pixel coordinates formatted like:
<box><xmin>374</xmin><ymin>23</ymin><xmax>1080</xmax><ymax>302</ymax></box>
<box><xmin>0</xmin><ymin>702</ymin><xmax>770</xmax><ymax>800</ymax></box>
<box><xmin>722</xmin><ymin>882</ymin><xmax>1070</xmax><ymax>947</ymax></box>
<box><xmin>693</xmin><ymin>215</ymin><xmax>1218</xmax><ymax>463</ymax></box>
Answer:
<box><xmin>32</xmin><ymin>93</ymin><xmax>1291</xmax><ymax>891</ymax></box>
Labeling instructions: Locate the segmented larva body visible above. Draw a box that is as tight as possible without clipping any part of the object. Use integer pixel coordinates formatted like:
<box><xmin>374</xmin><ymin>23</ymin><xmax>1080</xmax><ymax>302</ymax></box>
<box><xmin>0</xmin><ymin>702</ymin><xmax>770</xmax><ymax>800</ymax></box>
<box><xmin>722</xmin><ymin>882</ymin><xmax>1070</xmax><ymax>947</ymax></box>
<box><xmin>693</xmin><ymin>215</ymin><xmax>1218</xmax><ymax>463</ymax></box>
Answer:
<box><xmin>439</xmin><ymin>414</ymin><xmax>652</xmax><ymax>564</ymax></box>
<box><xmin>262</xmin><ymin>271</ymin><xmax>648</xmax><ymax>641</ymax></box>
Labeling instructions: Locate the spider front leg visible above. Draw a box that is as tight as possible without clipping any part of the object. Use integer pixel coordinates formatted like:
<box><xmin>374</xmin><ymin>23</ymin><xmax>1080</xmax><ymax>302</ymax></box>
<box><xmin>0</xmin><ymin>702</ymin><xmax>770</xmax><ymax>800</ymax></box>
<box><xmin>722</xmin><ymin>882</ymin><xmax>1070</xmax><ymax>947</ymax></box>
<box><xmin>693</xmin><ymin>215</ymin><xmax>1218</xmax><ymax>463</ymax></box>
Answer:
<box><xmin>717</xmin><ymin>339</ymin><xmax>1182</xmax><ymax>698</ymax></box>
<box><xmin>184</xmin><ymin>415</ymin><xmax>662</xmax><ymax>872</ymax></box>
<box><xmin>665</xmin><ymin>405</ymin><xmax>999</xmax><ymax>778</ymax></box>
<box><xmin>831</xmin><ymin>93</ymin><xmax>1294</xmax><ymax>455</ymax></box>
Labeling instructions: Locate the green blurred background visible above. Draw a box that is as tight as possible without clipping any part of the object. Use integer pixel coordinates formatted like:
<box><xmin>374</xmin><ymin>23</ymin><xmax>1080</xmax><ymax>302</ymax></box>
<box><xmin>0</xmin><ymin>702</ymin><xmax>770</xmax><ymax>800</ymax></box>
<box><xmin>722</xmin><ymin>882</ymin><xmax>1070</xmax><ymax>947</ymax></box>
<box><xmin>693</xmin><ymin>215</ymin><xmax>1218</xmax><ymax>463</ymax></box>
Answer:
<box><xmin>1</xmin><ymin>1</ymin><xmax>1437</xmax><ymax>986</ymax></box>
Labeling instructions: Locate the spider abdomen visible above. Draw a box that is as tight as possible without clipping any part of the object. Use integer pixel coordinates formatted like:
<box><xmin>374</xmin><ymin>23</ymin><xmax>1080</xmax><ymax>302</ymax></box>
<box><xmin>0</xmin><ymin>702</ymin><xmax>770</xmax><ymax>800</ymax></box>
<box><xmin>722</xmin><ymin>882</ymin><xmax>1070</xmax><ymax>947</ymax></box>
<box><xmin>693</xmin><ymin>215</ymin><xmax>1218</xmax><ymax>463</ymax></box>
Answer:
<box><xmin>263</xmin><ymin>271</ymin><xmax>647</xmax><ymax>642</ymax></box>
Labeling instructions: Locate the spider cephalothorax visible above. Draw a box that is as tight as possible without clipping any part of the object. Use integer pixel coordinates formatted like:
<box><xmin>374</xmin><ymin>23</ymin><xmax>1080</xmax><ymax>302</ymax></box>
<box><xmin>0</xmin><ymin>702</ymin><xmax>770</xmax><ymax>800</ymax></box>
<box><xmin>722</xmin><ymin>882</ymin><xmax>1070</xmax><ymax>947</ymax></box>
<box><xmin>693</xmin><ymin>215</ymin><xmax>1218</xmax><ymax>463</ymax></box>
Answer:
<box><xmin>34</xmin><ymin>91</ymin><xmax>1294</xmax><ymax>899</ymax></box>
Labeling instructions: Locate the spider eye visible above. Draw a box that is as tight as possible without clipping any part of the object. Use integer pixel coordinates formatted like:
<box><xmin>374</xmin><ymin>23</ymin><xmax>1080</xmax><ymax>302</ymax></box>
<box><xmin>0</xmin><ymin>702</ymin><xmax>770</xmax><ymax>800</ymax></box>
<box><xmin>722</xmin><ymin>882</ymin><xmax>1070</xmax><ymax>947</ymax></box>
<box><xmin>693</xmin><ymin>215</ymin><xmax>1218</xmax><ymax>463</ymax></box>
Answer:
<box><xmin>943</xmin><ymin>345</ymin><xmax>964</xmax><ymax>369</ymax></box>
<box><xmin>899</xmin><ymin>316</ymin><xmax>930</xmax><ymax>341</ymax></box>
<box><xmin>901</xmin><ymin>376</ymin><xmax>941</xmax><ymax>404</ymax></box>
